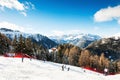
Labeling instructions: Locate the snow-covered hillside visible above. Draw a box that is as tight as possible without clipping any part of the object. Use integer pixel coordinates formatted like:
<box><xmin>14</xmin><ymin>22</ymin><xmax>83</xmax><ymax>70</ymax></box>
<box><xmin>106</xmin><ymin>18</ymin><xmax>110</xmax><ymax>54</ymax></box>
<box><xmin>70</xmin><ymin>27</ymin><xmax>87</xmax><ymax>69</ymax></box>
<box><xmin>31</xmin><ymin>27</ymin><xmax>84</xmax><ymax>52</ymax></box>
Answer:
<box><xmin>0</xmin><ymin>28</ymin><xmax>57</xmax><ymax>48</ymax></box>
<box><xmin>0</xmin><ymin>56</ymin><xmax>119</xmax><ymax>80</ymax></box>
<box><xmin>49</xmin><ymin>33</ymin><xmax>101</xmax><ymax>48</ymax></box>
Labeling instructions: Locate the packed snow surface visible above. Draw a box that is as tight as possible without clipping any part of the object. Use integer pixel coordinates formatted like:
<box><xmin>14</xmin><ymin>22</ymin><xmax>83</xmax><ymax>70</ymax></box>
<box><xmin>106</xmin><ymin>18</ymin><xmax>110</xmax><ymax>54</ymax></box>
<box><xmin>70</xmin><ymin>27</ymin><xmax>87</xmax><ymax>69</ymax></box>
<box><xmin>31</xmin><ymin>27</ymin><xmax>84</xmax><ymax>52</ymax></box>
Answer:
<box><xmin>0</xmin><ymin>57</ymin><xmax>120</xmax><ymax>80</ymax></box>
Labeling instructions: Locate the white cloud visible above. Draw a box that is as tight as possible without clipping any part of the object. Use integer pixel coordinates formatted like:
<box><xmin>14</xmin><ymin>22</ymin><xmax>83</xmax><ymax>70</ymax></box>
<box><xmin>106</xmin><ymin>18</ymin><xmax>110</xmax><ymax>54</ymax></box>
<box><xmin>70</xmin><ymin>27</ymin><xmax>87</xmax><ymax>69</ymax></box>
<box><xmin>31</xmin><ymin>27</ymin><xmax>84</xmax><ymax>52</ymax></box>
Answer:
<box><xmin>0</xmin><ymin>21</ymin><xmax>25</xmax><ymax>32</ymax></box>
<box><xmin>49</xmin><ymin>30</ymin><xmax>82</xmax><ymax>36</ymax></box>
<box><xmin>94</xmin><ymin>5</ymin><xmax>120</xmax><ymax>24</ymax></box>
<box><xmin>0</xmin><ymin>21</ymin><xmax>34</xmax><ymax>33</ymax></box>
<box><xmin>0</xmin><ymin>0</ymin><xmax>35</xmax><ymax>16</ymax></box>
<box><xmin>24</xmin><ymin>2</ymin><xmax>35</xmax><ymax>10</ymax></box>
<box><xmin>20</xmin><ymin>12</ymin><xmax>27</xmax><ymax>16</ymax></box>
<box><xmin>0</xmin><ymin>0</ymin><xmax>25</xmax><ymax>11</ymax></box>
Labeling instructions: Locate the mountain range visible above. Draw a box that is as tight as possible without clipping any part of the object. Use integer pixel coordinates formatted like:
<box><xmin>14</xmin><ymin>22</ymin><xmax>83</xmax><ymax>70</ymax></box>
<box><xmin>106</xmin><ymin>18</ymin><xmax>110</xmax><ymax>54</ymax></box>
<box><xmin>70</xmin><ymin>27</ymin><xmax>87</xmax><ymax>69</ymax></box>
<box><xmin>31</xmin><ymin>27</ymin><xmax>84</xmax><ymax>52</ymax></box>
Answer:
<box><xmin>0</xmin><ymin>28</ymin><xmax>103</xmax><ymax>48</ymax></box>
<box><xmin>0</xmin><ymin>28</ymin><xmax>57</xmax><ymax>49</ymax></box>
<box><xmin>49</xmin><ymin>33</ymin><xmax>101</xmax><ymax>48</ymax></box>
<box><xmin>49</xmin><ymin>32</ymin><xmax>120</xmax><ymax>61</ymax></box>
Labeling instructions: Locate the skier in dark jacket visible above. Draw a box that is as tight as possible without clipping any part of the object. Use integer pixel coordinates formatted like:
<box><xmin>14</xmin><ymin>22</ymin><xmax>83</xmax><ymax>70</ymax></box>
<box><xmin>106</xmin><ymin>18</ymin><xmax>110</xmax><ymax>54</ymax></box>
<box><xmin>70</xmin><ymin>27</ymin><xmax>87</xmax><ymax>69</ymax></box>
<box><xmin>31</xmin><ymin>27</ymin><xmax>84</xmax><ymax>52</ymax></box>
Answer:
<box><xmin>67</xmin><ymin>67</ymin><xmax>70</xmax><ymax>71</ymax></box>
<box><xmin>62</xmin><ymin>65</ymin><xmax>64</xmax><ymax>71</ymax></box>
<box><xmin>22</xmin><ymin>54</ymin><xmax>24</xmax><ymax>62</ymax></box>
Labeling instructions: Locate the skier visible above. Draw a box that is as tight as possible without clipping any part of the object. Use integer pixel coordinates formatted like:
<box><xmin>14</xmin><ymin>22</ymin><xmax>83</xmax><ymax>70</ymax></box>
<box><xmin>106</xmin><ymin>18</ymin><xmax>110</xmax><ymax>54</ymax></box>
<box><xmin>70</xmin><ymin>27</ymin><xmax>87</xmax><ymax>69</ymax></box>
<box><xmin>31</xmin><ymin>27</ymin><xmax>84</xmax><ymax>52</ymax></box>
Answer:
<box><xmin>43</xmin><ymin>58</ymin><xmax>46</xmax><ymax>63</ymax></box>
<box><xmin>30</xmin><ymin>54</ymin><xmax>33</xmax><ymax>61</ymax></box>
<box><xmin>30</xmin><ymin>56</ymin><xmax>32</xmax><ymax>61</ymax></box>
<box><xmin>64</xmin><ymin>65</ymin><xmax>66</xmax><ymax>69</ymax></box>
<box><xmin>67</xmin><ymin>67</ymin><xmax>70</xmax><ymax>71</ymax></box>
<box><xmin>22</xmin><ymin>56</ymin><xmax>24</xmax><ymax>62</ymax></box>
<box><xmin>84</xmin><ymin>70</ymin><xmax>86</xmax><ymax>72</ymax></box>
<box><xmin>22</xmin><ymin>54</ymin><xmax>24</xmax><ymax>62</ymax></box>
<box><xmin>62</xmin><ymin>65</ymin><xmax>64</xmax><ymax>71</ymax></box>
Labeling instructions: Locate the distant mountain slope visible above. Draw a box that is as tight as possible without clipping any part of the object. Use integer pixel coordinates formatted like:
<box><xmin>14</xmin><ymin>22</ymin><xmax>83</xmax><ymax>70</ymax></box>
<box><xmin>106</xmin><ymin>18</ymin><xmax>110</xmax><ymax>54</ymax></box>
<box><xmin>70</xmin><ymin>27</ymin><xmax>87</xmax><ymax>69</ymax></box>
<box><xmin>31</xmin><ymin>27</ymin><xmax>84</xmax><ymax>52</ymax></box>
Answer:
<box><xmin>86</xmin><ymin>37</ymin><xmax>120</xmax><ymax>61</ymax></box>
<box><xmin>49</xmin><ymin>33</ymin><xmax>101</xmax><ymax>48</ymax></box>
<box><xmin>0</xmin><ymin>28</ymin><xmax>57</xmax><ymax>48</ymax></box>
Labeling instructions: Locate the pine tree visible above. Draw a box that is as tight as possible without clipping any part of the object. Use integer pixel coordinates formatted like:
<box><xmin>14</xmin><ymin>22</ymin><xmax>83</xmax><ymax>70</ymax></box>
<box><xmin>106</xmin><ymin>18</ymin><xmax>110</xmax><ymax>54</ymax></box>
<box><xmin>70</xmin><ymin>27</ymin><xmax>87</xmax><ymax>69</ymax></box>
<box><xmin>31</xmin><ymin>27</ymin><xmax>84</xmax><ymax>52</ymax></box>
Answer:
<box><xmin>57</xmin><ymin>45</ymin><xmax>64</xmax><ymax>63</ymax></box>
<box><xmin>79</xmin><ymin>50</ymin><xmax>91</xmax><ymax>67</ymax></box>
<box><xmin>12</xmin><ymin>35</ymin><xmax>18</xmax><ymax>52</ymax></box>
<box><xmin>25</xmin><ymin>38</ymin><xmax>33</xmax><ymax>55</ymax></box>
<box><xmin>90</xmin><ymin>55</ymin><xmax>99</xmax><ymax>69</ymax></box>
<box><xmin>0</xmin><ymin>33</ymin><xmax>11</xmax><ymax>54</ymax></box>
<box><xmin>15</xmin><ymin>34</ymin><xmax>26</xmax><ymax>53</ymax></box>
<box><xmin>99</xmin><ymin>53</ymin><xmax>110</xmax><ymax>71</ymax></box>
<box><xmin>117</xmin><ymin>61</ymin><xmax>120</xmax><ymax>73</ymax></box>
<box><xmin>68</xmin><ymin>46</ymin><xmax>81</xmax><ymax>66</ymax></box>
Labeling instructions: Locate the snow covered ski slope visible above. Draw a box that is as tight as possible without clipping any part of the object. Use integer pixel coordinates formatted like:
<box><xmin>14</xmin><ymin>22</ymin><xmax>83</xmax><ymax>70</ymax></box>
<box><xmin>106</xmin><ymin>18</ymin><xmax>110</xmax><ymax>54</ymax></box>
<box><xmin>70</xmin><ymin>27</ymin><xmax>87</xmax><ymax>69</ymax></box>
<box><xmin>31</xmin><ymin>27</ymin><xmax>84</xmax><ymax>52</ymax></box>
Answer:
<box><xmin>0</xmin><ymin>57</ymin><xmax>120</xmax><ymax>80</ymax></box>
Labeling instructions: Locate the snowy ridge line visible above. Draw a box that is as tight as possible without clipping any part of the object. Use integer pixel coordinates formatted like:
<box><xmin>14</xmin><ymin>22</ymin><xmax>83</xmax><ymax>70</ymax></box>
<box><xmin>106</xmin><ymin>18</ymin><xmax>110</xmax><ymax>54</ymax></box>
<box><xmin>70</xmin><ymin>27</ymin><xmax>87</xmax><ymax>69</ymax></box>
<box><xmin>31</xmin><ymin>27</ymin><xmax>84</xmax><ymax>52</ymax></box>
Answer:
<box><xmin>0</xmin><ymin>28</ymin><xmax>57</xmax><ymax>49</ymax></box>
<box><xmin>49</xmin><ymin>33</ymin><xmax>101</xmax><ymax>48</ymax></box>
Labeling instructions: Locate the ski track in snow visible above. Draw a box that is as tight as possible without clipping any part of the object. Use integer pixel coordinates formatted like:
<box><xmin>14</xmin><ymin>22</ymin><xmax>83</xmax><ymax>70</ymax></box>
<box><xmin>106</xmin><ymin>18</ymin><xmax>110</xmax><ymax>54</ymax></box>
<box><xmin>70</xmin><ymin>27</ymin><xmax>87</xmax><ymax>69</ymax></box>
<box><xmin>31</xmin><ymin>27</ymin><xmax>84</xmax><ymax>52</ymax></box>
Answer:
<box><xmin>0</xmin><ymin>56</ymin><xmax>120</xmax><ymax>80</ymax></box>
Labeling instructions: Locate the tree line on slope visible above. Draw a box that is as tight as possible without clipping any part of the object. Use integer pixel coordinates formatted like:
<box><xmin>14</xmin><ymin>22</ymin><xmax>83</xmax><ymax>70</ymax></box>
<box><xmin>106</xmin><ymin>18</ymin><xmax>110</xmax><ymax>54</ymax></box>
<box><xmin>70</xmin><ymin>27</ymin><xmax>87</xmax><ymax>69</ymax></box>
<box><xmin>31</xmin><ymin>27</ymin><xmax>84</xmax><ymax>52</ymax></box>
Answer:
<box><xmin>0</xmin><ymin>33</ymin><xmax>11</xmax><ymax>54</ymax></box>
<box><xmin>0</xmin><ymin>33</ymin><xmax>48</xmax><ymax>59</ymax></box>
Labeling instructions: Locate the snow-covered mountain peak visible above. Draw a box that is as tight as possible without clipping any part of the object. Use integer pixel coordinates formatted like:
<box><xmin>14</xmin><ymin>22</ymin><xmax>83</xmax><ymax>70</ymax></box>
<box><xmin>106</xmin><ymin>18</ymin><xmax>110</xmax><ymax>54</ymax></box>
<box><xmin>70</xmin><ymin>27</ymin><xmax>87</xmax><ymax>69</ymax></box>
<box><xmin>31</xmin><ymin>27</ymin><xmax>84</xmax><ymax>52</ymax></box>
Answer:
<box><xmin>0</xmin><ymin>28</ymin><xmax>19</xmax><ymax>33</ymax></box>
<box><xmin>49</xmin><ymin>33</ymin><xmax>101</xmax><ymax>48</ymax></box>
<box><xmin>0</xmin><ymin>28</ymin><xmax>57</xmax><ymax>48</ymax></box>
<box><xmin>50</xmin><ymin>33</ymin><xmax>101</xmax><ymax>41</ymax></box>
<box><xmin>0</xmin><ymin>28</ymin><xmax>46</xmax><ymax>39</ymax></box>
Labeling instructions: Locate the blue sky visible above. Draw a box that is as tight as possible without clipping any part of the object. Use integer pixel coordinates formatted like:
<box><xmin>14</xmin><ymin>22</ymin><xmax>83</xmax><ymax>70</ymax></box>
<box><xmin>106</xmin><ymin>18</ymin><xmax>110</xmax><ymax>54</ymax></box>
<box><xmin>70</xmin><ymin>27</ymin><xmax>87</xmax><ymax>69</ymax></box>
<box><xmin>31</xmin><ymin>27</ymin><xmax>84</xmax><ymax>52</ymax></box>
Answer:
<box><xmin>0</xmin><ymin>0</ymin><xmax>120</xmax><ymax>37</ymax></box>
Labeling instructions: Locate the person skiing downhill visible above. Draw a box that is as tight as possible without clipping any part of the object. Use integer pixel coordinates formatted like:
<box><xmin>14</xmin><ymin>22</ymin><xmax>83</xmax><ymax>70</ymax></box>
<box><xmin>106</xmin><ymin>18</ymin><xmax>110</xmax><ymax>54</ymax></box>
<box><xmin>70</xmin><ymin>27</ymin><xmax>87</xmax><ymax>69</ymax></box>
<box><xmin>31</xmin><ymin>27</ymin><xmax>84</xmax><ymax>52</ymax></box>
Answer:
<box><xmin>22</xmin><ymin>54</ymin><xmax>24</xmax><ymax>62</ymax></box>
<box><xmin>67</xmin><ymin>67</ymin><xmax>70</xmax><ymax>71</ymax></box>
<box><xmin>62</xmin><ymin>65</ymin><xmax>64</xmax><ymax>71</ymax></box>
